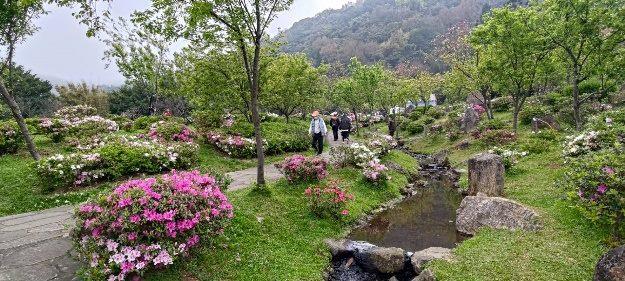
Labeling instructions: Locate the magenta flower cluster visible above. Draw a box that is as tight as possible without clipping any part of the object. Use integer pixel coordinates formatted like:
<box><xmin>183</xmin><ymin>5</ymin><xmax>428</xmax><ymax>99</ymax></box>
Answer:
<box><xmin>278</xmin><ymin>155</ymin><xmax>328</xmax><ymax>183</ymax></box>
<box><xmin>72</xmin><ymin>170</ymin><xmax>233</xmax><ymax>280</ymax></box>
<box><xmin>148</xmin><ymin>121</ymin><xmax>195</xmax><ymax>143</ymax></box>
<box><xmin>362</xmin><ymin>159</ymin><xmax>390</xmax><ymax>185</ymax></box>
<box><xmin>472</xmin><ymin>104</ymin><xmax>486</xmax><ymax>115</ymax></box>
<box><xmin>304</xmin><ymin>180</ymin><xmax>354</xmax><ymax>219</ymax></box>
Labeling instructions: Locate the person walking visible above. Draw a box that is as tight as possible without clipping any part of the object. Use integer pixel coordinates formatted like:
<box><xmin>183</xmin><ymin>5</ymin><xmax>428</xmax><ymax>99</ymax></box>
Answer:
<box><xmin>329</xmin><ymin>112</ymin><xmax>340</xmax><ymax>141</ymax></box>
<box><xmin>339</xmin><ymin>113</ymin><xmax>352</xmax><ymax>142</ymax></box>
<box><xmin>309</xmin><ymin>110</ymin><xmax>327</xmax><ymax>155</ymax></box>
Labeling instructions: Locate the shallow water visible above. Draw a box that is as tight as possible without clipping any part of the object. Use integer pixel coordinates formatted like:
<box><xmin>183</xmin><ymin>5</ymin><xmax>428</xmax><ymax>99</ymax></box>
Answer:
<box><xmin>348</xmin><ymin>182</ymin><xmax>464</xmax><ymax>252</ymax></box>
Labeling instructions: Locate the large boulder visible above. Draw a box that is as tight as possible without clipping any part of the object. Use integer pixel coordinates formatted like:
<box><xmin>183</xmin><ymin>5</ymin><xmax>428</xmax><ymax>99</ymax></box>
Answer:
<box><xmin>531</xmin><ymin>115</ymin><xmax>560</xmax><ymax>132</ymax></box>
<box><xmin>460</xmin><ymin>107</ymin><xmax>480</xmax><ymax>133</ymax></box>
<box><xmin>412</xmin><ymin>269</ymin><xmax>435</xmax><ymax>281</ymax></box>
<box><xmin>456</xmin><ymin>195</ymin><xmax>541</xmax><ymax>235</ymax></box>
<box><xmin>467</xmin><ymin>153</ymin><xmax>505</xmax><ymax>197</ymax></box>
<box><xmin>354</xmin><ymin>246</ymin><xmax>407</xmax><ymax>274</ymax></box>
<box><xmin>594</xmin><ymin>245</ymin><xmax>625</xmax><ymax>281</ymax></box>
<box><xmin>411</xmin><ymin>247</ymin><xmax>452</xmax><ymax>273</ymax></box>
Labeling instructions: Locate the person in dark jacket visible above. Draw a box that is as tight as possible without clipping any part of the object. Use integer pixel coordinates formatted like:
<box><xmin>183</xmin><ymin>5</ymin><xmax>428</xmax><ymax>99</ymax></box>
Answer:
<box><xmin>329</xmin><ymin>112</ymin><xmax>340</xmax><ymax>141</ymax></box>
<box><xmin>338</xmin><ymin>114</ymin><xmax>352</xmax><ymax>142</ymax></box>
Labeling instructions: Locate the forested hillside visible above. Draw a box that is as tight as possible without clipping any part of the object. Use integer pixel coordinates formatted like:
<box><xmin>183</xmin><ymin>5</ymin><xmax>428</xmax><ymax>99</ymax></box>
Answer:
<box><xmin>280</xmin><ymin>0</ymin><xmax>527</xmax><ymax>71</ymax></box>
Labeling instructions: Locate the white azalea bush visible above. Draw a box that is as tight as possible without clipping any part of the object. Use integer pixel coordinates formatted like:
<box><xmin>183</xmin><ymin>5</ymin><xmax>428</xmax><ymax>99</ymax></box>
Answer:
<box><xmin>41</xmin><ymin>106</ymin><xmax>119</xmax><ymax>143</ymax></box>
<box><xmin>368</xmin><ymin>135</ymin><xmax>398</xmax><ymax>156</ymax></box>
<box><xmin>0</xmin><ymin>121</ymin><xmax>22</xmax><ymax>155</ymax></box>
<box><xmin>330</xmin><ymin>142</ymin><xmax>377</xmax><ymax>168</ymax></box>
<box><xmin>488</xmin><ymin>146</ymin><xmax>528</xmax><ymax>170</ymax></box>
<box><xmin>563</xmin><ymin>131</ymin><xmax>601</xmax><ymax>157</ymax></box>
<box><xmin>35</xmin><ymin>136</ymin><xmax>199</xmax><ymax>191</ymax></box>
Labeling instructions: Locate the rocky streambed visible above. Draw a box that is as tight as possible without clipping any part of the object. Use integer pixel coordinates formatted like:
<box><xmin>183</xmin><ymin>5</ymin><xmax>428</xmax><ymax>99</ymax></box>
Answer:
<box><xmin>325</xmin><ymin>151</ymin><xmax>463</xmax><ymax>281</ymax></box>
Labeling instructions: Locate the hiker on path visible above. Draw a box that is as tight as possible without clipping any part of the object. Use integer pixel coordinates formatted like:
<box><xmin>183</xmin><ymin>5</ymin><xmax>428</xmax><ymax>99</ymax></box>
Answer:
<box><xmin>309</xmin><ymin>110</ymin><xmax>327</xmax><ymax>155</ymax></box>
<box><xmin>330</xmin><ymin>112</ymin><xmax>340</xmax><ymax>141</ymax></box>
<box><xmin>339</xmin><ymin>113</ymin><xmax>352</xmax><ymax>142</ymax></box>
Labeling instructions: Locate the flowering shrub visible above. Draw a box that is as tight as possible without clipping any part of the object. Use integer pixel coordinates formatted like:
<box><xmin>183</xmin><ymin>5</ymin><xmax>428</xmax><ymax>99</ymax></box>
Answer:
<box><xmin>277</xmin><ymin>155</ymin><xmax>328</xmax><ymax>183</ymax></box>
<box><xmin>479</xmin><ymin>129</ymin><xmax>517</xmax><ymax>146</ymax></box>
<box><xmin>72</xmin><ymin>171</ymin><xmax>233</xmax><ymax>280</ymax></box>
<box><xmin>329</xmin><ymin>142</ymin><xmax>377</xmax><ymax>168</ymax></box>
<box><xmin>488</xmin><ymin>146</ymin><xmax>528</xmax><ymax>170</ymax></box>
<box><xmin>304</xmin><ymin>180</ymin><xmax>353</xmax><ymax>219</ymax></box>
<box><xmin>563</xmin><ymin>131</ymin><xmax>601</xmax><ymax>157</ymax></box>
<box><xmin>54</xmin><ymin>105</ymin><xmax>97</xmax><ymax>119</ymax></box>
<box><xmin>0</xmin><ymin>121</ymin><xmax>22</xmax><ymax>155</ymax></box>
<box><xmin>471</xmin><ymin>104</ymin><xmax>486</xmax><ymax>115</ymax></box>
<box><xmin>148</xmin><ymin>121</ymin><xmax>195</xmax><ymax>143</ymax></box>
<box><xmin>35</xmin><ymin>136</ymin><xmax>199</xmax><ymax>191</ymax></box>
<box><xmin>368</xmin><ymin>135</ymin><xmax>397</xmax><ymax>156</ymax></box>
<box><xmin>562</xmin><ymin>150</ymin><xmax>625</xmax><ymax>239</ymax></box>
<box><xmin>362</xmin><ymin>159</ymin><xmax>390</xmax><ymax>185</ymax></box>
<box><xmin>205</xmin><ymin>131</ymin><xmax>258</xmax><ymax>158</ymax></box>
<box><xmin>40</xmin><ymin>115</ymin><xmax>118</xmax><ymax>143</ymax></box>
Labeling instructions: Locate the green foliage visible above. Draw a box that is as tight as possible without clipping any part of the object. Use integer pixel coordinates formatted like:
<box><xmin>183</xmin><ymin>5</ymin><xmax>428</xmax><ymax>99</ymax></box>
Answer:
<box><xmin>478</xmin><ymin>118</ymin><xmax>509</xmax><ymax>131</ymax></box>
<box><xmin>519</xmin><ymin>101</ymin><xmax>550</xmax><ymax>125</ymax></box>
<box><xmin>0</xmin><ymin>121</ymin><xmax>21</xmax><ymax>155</ymax></box>
<box><xmin>133</xmin><ymin>115</ymin><xmax>163</xmax><ymax>131</ymax></box>
<box><xmin>109</xmin><ymin>82</ymin><xmax>151</xmax><ymax>117</ymax></box>
<box><xmin>56</xmin><ymin>83</ymin><xmax>110</xmax><ymax>115</ymax></box>
<box><xmin>2</xmin><ymin>65</ymin><xmax>55</xmax><ymax>117</ymax></box>
<box><xmin>479</xmin><ymin>129</ymin><xmax>517</xmax><ymax>146</ymax></box>
<box><xmin>491</xmin><ymin>97</ymin><xmax>512</xmax><ymax>112</ymax></box>
<box><xmin>405</xmin><ymin>120</ymin><xmax>425</xmax><ymax>135</ymax></box>
<box><xmin>192</xmin><ymin>110</ymin><xmax>222</xmax><ymax>132</ymax></box>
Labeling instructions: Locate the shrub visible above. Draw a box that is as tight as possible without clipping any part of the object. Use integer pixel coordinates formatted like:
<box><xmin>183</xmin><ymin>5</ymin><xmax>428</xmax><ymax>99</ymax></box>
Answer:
<box><xmin>205</xmin><ymin>132</ymin><xmax>259</xmax><ymax>159</ymax></box>
<box><xmin>277</xmin><ymin>155</ymin><xmax>328</xmax><ymax>183</ymax></box>
<box><xmin>562</xmin><ymin>150</ymin><xmax>625</xmax><ymax>239</ymax></box>
<box><xmin>489</xmin><ymin>146</ymin><xmax>528</xmax><ymax>170</ymax></box>
<box><xmin>35</xmin><ymin>136</ymin><xmax>199</xmax><ymax>190</ymax></box>
<box><xmin>133</xmin><ymin>116</ymin><xmax>162</xmax><ymax>131</ymax></box>
<box><xmin>491</xmin><ymin>97</ymin><xmax>512</xmax><ymax>112</ymax></box>
<box><xmin>425</xmin><ymin>107</ymin><xmax>445</xmax><ymax>119</ymax></box>
<box><xmin>223</xmin><ymin>121</ymin><xmax>255</xmax><ymax>138</ymax></box>
<box><xmin>480</xmin><ymin>129</ymin><xmax>517</xmax><ymax>146</ymax></box>
<box><xmin>563</xmin><ymin>131</ymin><xmax>601</xmax><ymax>157</ymax></box>
<box><xmin>107</xmin><ymin>115</ymin><xmax>133</xmax><ymax>132</ymax></box>
<box><xmin>304</xmin><ymin>180</ymin><xmax>353</xmax><ymax>219</ymax></box>
<box><xmin>409</xmin><ymin>110</ymin><xmax>422</xmax><ymax>121</ymax></box>
<box><xmin>0</xmin><ymin>121</ymin><xmax>22</xmax><ymax>155</ymax></box>
<box><xmin>148</xmin><ymin>121</ymin><xmax>195</xmax><ymax>143</ymax></box>
<box><xmin>192</xmin><ymin>110</ymin><xmax>222</xmax><ymax>131</ymax></box>
<box><xmin>72</xmin><ymin>171</ymin><xmax>233</xmax><ymax>280</ymax></box>
<box><xmin>362</xmin><ymin>159</ymin><xmax>390</xmax><ymax>185</ymax></box>
<box><xmin>519</xmin><ymin>102</ymin><xmax>550</xmax><ymax>125</ymax></box>
<box><xmin>405</xmin><ymin>120</ymin><xmax>425</xmax><ymax>135</ymax></box>
<box><xmin>55</xmin><ymin>105</ymin><xmax>97</xmax><ymax>120</ymax></box>
<box><xmin>329</xmin><ymin>142</ymin><xmax>377</xmax><ymax>168</ymax></box>
<box><xmin>39</xmin><ymin>118</ymin><xmax>71</xmax><ymax>142</ymax></box>
<box><xmin>519</xmin><ymin>138</ymin><xmax>551</xmax><ymax>154</ymax></box>
<box><xmin>478</xmin><ymin>118</ymin><xmax>509</xmax><ymax>131</ymax></box>
<box><xmin>368</xmin><ymin>135</ymin><xmax>398</xmax><ymax>156</ymax></box>
<box><xmin>40</xmin><ymin>116</ymin><xmax>119</xmax><ymax>143</ymax></box>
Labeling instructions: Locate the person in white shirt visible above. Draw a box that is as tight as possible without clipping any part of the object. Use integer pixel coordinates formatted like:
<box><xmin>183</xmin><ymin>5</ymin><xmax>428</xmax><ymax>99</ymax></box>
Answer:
<box><xmin>308</xmin><ymin>110</ymin><xmax>327</xmax><ymax>155</ymax></box>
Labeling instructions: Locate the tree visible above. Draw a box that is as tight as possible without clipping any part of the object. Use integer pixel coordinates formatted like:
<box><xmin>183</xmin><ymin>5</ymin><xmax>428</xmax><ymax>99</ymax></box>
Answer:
<box><xmin>264</xmin><ymin>53</ymin><xmax>326</xmax><ymax>123</ymax></box>
<box><xmin>103</xmin><ymin>18</ymin><xmax>177</xmax><ymax>115</ymax></box>
<box><xmin>471</xmin><ymin>7</ymin><xmax>553</xmax><ymax>132</ymax></box>
<box><xmin>2</xmin><ymin>64</ymin><xmax>54</xmax><ymax>117</ymax></box>
<box><xmin>56</xmin><ymin>82</ymin><xmax>110</xmax><ymax>115</ymax></box>
<box><xmin>109</xmin><ymin>81</ymin><xmax>151</xmax><ymax>117</ymax></box>
<box><xmin>537</xmin><ymin>0</ymin><xmax>625</xmax><ymax>130</ymax></box>
<box><xmin>138</xmin><ymin>0</ymin><xmax>294</xmax><ymax>186</ymax></box>
<box><xmin>0</xmin><ymin>0</ymin><xmax>46</xmax><ymax>160</ymax></box>
<box><xmin>399</xmin><ymin>71</ymin><xmax>443</xmax><ymax>115</ymax></box>
<box><xmin>434</xmin><ymin>21</ymin><xmax>496</xmax><ymax>119</ymax></box>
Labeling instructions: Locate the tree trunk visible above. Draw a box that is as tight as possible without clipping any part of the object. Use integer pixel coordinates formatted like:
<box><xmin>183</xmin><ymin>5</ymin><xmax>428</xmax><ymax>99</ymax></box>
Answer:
<box><xmin>512</xmin><ymin>104</ymin><xmax>520</xmax><ymax>133</ymax></box>
<box><xmin>0</xmin><ymin>78</ymin><xmax>40</xmax><ymax>160</ymax></box>
<box><xmin>572</xmin><ymin>69</ymin><xmax>583</xmax><ymax>131</ymax></box>
<box><xmin>352</xmin><ymin>108</ymin><xmax>359</xmax><ymax>134</ymax></box>
<box><xmin>251</xmin><ymin>40</ymin><xmax>265</xmax><ymax>186</ymax></box>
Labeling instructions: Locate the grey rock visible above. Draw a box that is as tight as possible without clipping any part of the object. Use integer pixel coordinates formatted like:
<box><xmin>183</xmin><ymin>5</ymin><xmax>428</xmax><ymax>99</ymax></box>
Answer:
<box><xmin>456</xmin><ymin>196</ymin><xmax>541</xmax><ymax>235</ymax></box>
<box><xmin>531</xmin><ymin>115</ymin><xmax>560</xmax><ymax>132</ymax></box>
<box><xmin>467</xmin><ymin>153</ymin><xmax>505</xmax><ymax>197</ymax></box>
<box><xmin>411</xmin><ymin>247</ymin><xmax>452</xmax><ymax>273</ymax></box>
<box><xmin>388</xmin><ymin>276</ymin><xmax>399</xmax><ymax>281</ymax></box>
<box><xmin>412</xmin><ymin>269</ymin><xmax>435</xmax><ymax>281</ymax></box>
<box><xmin>354</xmin><ymin>246</ymin><xmax>406</xmax><ymax>274</ymax></box>
<box><xmin>459</xmin><ymin>107</ymin><xmax>480</xmax><ymax>133</ymax></box>
<box><xmin>594</xmin><ymin>245</ymin><xmax>625</xmax><ymax>281</ymax></box>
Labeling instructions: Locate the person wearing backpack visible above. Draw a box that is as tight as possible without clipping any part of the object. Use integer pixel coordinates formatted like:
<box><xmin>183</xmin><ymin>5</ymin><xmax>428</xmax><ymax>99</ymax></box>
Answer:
<box><xmin>329</xmin><ymin>112</ymin><xmax>340</xmax><ymax>141</ymax></box>
<box><xmin>339</xmin><ymin>113</ymin><xmax>352</xmax><ymax>142</ymax></box>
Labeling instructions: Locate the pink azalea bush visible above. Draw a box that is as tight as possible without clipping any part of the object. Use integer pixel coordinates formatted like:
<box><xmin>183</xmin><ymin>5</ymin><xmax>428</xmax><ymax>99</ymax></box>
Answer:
<box><xmin>362</xmin><ymin>159</ymin><xmax>390</xmax><ymax>185</ymax></box>
<box><xmin>277</xmin><ymin>155</ymin><xmax>328</xmax><ymax>183</ymax></box>
<box><xmin>304</xmin><ymin>180</ymin><xmax>353</xmax><ymax>219</ymax></box>
<box><xmin>204</xmin><ymin>131</ymin><xmax>259</xmax><ymax>158</ymax></box>
<box><xmin>0</xmin><ymin>121</ymin><xmax>22</xmax><ymax>155</ymax></box>
<box><xmin>471</xmin><ymin>103</ymin><xmax>486</xmax><ymax>116</ymax></box>
<box><xmin>148</xmin><ymin>121</ymin><xmax>195</xmax><ymax>143</ymax></box>
<box><xmin>72</xmin><ymin>170</ymin><xmax>233</xmax><ymax>281</ymax></box>
<box><xmin>368</xmin><ymin>135</ymin><xmax>398</xmax><ymax>156</ymax></box>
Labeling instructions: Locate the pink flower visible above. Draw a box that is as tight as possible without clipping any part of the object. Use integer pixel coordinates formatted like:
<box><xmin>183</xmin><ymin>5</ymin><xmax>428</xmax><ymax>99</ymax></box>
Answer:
<box><xmin>597</xmin><ymin>184</ymin><xmax>608</xmax><ymax>195</ymax></box>
<box><xmin>602</xmin><ymin>166</ymin><xmax>615</xmax><ymax>176</ymax></box>
<box><xmin>341</xmin><ymin>209</ymin><xmax>349</xmax><ymax>216</ymax></box>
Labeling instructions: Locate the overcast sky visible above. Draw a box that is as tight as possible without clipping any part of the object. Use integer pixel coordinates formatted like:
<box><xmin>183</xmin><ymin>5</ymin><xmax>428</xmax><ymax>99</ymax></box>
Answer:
<box><xmin>14</xmin><ymin>0</ymin><xmax>355</xmax><ymax>86</ymax></box>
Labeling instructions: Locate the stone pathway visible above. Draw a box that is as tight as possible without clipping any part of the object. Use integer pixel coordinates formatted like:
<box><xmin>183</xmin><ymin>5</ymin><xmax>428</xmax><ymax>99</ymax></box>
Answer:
<box><xmin>0</xmin><ymin>136</ymin><xmax>341</xmax><ymax>281</ymax></box>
